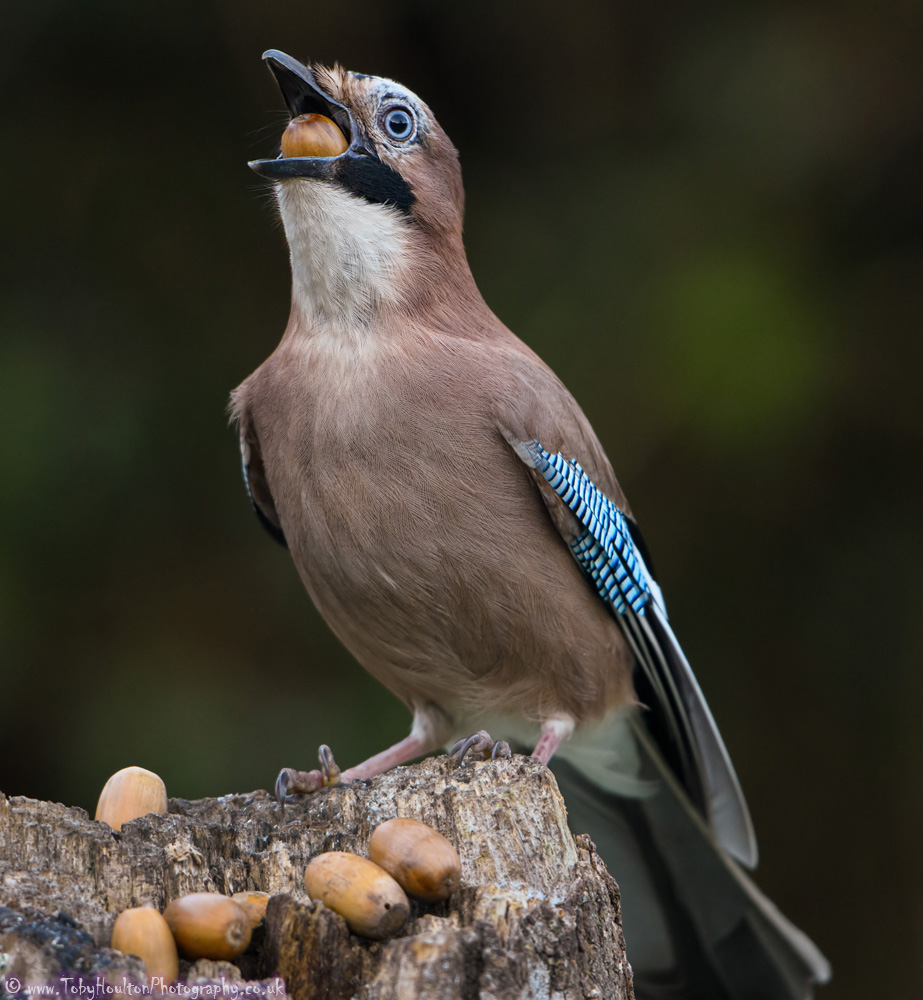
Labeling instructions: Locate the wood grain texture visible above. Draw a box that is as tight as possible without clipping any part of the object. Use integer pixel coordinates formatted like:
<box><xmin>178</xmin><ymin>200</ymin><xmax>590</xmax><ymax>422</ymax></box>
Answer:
<box><xmin>0</xmin><ymin>756</ymin><xmax>634</xmax><ymax>999</ymax></box>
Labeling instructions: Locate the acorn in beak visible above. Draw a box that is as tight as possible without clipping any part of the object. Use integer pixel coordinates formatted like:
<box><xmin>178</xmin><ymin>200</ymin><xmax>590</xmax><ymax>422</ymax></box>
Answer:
<box><xmin>248</xmin><ymin>49</ymin><xmax>415</xmax><ymax>213</ymax></box>
<box><xmin>280</xmin><ymin>114</ymin><xmax>349</xmax><ymax>159</ymax></box>
<box><xmin>248</xmin><ymin>50</ymin><xmax>354</xmax><ymax>180</ymax></box>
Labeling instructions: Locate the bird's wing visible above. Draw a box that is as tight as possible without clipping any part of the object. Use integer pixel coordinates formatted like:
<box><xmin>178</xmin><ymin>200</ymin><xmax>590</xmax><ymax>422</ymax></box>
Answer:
<box><xmin>504</xmin><ymin>433</ymin><xmax>757</xmax><ymax>869</ymax></box>
<box><xmin>237</xmin><ymin>407</ymin><xmax>287</xmax><ymax>548</ymax></box>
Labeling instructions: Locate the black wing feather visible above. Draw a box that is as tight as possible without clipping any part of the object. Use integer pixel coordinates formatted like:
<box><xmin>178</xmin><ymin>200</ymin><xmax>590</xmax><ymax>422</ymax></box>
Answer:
<box><xmin>238</xmin><ymin>413</ymin><xmax>287</xmax><ymax>548</ymax></box>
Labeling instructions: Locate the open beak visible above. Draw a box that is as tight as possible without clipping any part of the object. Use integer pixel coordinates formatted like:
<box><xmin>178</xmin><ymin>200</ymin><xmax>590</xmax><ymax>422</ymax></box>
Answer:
<box><xmin>247</xmin><ymin>49</ymin><xmax>416</xmax><ymax>214</ymax></box>
<box><xmin>248</xmin><ymin>50</ymin><xmax>359</xmax><ymax>180</ymax></box>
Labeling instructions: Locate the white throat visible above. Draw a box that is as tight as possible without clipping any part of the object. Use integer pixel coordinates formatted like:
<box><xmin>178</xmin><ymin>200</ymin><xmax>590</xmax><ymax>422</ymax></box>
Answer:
<box><xmin>276</xmin><ymin>180</ymin><xmax>412</xmax><ymax>332</ymax></box>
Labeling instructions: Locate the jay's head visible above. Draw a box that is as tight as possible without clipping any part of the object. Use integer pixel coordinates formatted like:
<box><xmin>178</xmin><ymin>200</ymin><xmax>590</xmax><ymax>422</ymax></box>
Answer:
<box><xmin>250</xmin><ymin>51</ymin><xmax>471</xmax><ymax>325</ymax></box>
<box><xmin>251</xmin><ymin>51</ymin><xmax>464</xmax><ymax>239</ymax></box>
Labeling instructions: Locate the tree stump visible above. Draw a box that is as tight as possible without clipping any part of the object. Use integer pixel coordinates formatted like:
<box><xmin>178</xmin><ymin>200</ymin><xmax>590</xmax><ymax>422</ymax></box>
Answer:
<box><xmin>0</xmin><ymin>756</ymin><xmax>635</xmax><ymax>999</ymax></box>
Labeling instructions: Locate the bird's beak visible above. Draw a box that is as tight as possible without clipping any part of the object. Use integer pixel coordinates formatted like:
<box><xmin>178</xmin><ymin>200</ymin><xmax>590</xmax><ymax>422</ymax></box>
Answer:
<box><xmin>248</xmin><ymin>50</ymin><xmax>362</xmax><ymax>181</ymax></box>
<box><xmin>248</xmin><ymin>49</ymin><xmax>415</xmax><ymax>214</ymax></box>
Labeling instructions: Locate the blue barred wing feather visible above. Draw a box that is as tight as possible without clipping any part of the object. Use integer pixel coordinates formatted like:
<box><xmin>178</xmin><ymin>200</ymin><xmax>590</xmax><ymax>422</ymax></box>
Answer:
<box><xmin>528</xmin><ymin>446</ymin><xmax>653</xmax><ymax>617</ymax></box>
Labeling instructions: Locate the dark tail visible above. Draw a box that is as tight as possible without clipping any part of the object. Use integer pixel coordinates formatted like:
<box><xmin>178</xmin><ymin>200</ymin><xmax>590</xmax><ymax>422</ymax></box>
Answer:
<box><xmin>551</xmin><ymin>736</ymin><xmax>831</xmax><ymax>1000</ymax></box>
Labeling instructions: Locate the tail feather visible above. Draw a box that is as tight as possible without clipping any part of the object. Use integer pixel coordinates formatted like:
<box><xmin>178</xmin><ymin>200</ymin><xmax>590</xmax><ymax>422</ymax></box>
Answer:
<box><xmin>549</xmin><ymin>717</ymin><xmax>830</xmax><ymax>1000</ymax></box>
<box><xmin>500</xmin><ymin>439</ymin><xmax>829</xmax><ymax>995</ymax></box>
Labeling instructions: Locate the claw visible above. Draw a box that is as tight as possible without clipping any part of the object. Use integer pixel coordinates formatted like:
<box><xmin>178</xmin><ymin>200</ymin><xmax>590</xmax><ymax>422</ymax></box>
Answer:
<box><xmin>273</xmin><ymin>749</ymin><xmax>341</xmax><ymax>813</ymax></box>
<box><xmin>274</xmin><ymin>766</ymin><xmax>325</xmax><ymax>808</ymax></box>
<box><xmin>450</xmin><ymin>731</ymin><xmax>487</xmax><ymax>764</ymax></box>
<box><xmin>450</xmin><ymin>730</ymin><xmax>509</xmax><ymax>766</ymax></box>
<box><xmin>275</xmin><ymin>768</ymin><xmax>294</xmax><ymax>807</ymax></box>
<box><xmin>319</xmin><ymin>744</ymin><xmax>341</xmax><ymax>786</ymax></box>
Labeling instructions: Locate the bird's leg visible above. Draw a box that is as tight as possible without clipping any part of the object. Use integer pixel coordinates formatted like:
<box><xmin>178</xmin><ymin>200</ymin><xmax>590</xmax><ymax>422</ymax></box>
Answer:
<box><xmin>275</xmin><ymin>734</ymin><xmax>435</xmax><ymax>801</ymax></box>
<box><xmin>530</xmin><ymin>716</ymin><xmax>575</xmax><ymax>764</ymax></box>
<box><xmin>449</xmin><ymin>730</ymin><xmax>513</xmax><ymax>765</ymax></box>
<box><xmin>274</xmin><ymin>705</ymin><xmax>450</xmax><ymax>803</ymax></box>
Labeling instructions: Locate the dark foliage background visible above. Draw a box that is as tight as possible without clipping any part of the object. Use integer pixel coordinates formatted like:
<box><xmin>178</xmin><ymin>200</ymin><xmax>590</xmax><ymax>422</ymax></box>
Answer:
<box><xmin>3</xmin><ymin>2</ymin><xmax>921</xmax><ymax>995</ymax></box>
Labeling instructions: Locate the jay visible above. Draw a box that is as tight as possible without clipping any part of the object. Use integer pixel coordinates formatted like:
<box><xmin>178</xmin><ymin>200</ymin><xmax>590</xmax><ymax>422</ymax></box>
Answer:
<box><xmin>232</xmin><ymin>50</ymin><xmax>830</xmax><ymax>999</ymax></box>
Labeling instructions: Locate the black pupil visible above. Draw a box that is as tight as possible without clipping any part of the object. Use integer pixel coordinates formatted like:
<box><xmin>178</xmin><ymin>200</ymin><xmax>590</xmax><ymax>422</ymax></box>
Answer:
<box><xmin>387</xmin><ymin>109</ymin><xmax>412</xmax><ymax>138</ymax></box>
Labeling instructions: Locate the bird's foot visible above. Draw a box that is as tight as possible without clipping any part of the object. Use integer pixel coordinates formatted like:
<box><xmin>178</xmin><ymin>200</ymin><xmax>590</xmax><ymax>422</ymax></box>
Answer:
<box><xmin>449</xmin><ymin>730</ymin><xmax>512</xmax><ymax>766</ymax></box>
<box><xmin>274</xmin><ymin>744</ymin><xmax>343</xmax><ymax>805</ymax></box>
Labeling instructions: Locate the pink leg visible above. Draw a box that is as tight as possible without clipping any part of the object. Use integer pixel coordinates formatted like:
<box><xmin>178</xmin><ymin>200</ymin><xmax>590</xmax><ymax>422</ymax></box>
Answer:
<box><xmin>531</xmin><ymin>717</ymin><xmax>575</xmax><ymax>765</ymax></box>
<box><xmin>341</xmin><ymin>733</ymin><xmax>432</xmax><ymax>781</ymax></box>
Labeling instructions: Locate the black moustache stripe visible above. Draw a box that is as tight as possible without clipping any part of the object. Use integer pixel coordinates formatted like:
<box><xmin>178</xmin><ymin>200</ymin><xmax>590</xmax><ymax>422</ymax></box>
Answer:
<box><xmin>338</xmin><ymin>156</ymin><xmax>415</xmax><ymax>214</ymax></box>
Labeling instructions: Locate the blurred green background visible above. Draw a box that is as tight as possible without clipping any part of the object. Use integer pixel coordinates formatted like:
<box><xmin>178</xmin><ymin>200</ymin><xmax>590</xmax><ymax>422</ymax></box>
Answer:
<box><xmin>2</xmin><ymin>1</ymin><xmax>921</xmax><ymax>995</ymax></box>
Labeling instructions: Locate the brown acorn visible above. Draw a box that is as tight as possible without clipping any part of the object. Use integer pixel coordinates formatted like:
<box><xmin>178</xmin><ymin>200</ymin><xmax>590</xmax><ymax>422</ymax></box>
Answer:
<box><xmin>280</xmin><ymin>113</ymin><xmax>348</xmax><ymax>158</ymax></box>
<box><xmin>111</xmin><ymin>906</ymin><xmax>179</xmax><ymax>984</ymax></box>
<box><xmin>369</xmin><ymin>817</ymin><xmax>462</xmax><ymax>902</ymax></box>
<box><xmin>163</xmin><ymin>893</ymin><xmax>252</xmax><ymax>960</ymax></box>
<box><xmin>95</xmin><ymin>766</ymin><xmax>168</xmax><ymax>831</ymax></box>
<box><xmin>303</xmin><ymin>852</ymin><xmax>409</xmax><ymax>940</ymax></box>
<box><xmin>231</xmin><ymin>890</ymin><xmax>271</xmax><ymax>928</ymax></box>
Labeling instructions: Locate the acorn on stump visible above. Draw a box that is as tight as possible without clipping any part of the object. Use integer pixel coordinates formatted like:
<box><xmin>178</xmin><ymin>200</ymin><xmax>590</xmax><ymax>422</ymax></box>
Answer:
<box><xmin>111</xmin><ymin>906</ymin><xmax>179</xmax><ymax>984</ymax></box>
<box><xmin>369</xmin><ymin>817</ymin><xmax>462</xmax><ymax>902</ymax></box>
<box><xmin>95</xmin><ymin>766</ymin><xmax>168</xmax><ymax>831</ymax></box>
<box><xmin>303</xmin><ymin>852</ymin><xmax>409</xmax><ymax>940</ymax></box>
<box><xmin>163</xmin><ymin>893</ymin><xmax>252</xmax><ymax>960</ymax></box>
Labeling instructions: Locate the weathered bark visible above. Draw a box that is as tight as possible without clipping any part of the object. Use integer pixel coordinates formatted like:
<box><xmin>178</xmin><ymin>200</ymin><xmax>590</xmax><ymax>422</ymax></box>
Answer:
<box><xmin>0</xmin><ymin>756</ymin><xmax>634</xmax><ymax>999</ymax></box>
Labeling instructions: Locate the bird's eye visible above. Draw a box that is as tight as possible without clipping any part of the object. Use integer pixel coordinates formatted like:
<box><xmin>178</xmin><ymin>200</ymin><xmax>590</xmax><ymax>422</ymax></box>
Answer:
<box><xmin>381</xmin><ymin>105</ymin><xmax>416</xmax><ymax>142</ymax></box>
